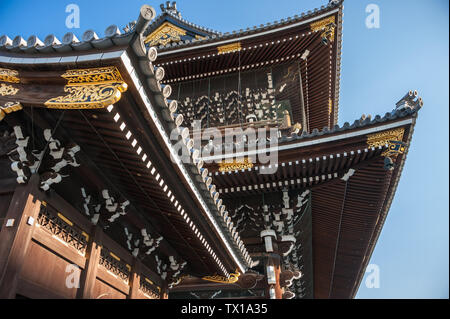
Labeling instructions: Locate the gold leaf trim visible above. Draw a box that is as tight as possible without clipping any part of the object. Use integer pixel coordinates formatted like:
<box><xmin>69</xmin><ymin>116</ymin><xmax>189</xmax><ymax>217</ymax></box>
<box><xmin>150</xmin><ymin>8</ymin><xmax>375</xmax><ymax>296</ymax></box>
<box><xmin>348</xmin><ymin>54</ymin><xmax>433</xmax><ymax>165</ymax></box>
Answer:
<box><xmin>0</xmin><ymin>68</ymin><xmax>20</xmax><ymax>83</ymax></box>
<box><xmin>0</xmin><ymin>83</ymin><xmax>19</xmax><ymax>96</ymax></box>
<box><xmin>217</xmin><ymin>42</ymin><xmax>241</xmax><ymax>54</ymax></box>
<box><xmin>381</xmin><ymin>140</ymin><xmax>407</xmax><ymax>157</ymax></box>
<box><xmin>367</xmin><ymin>128</ymin><xmax>405</xmax><ymax>149</ymax></box>
<box><xmin>144</xmin><ymin>22</ymin><xmax>187</xmax><ymax>46</ymax></box>
<box><xmin>219</xmin><ymin>158</ymin><xmax>253</xmax><ymax>172</ymax></box>
<box><xmin>44</xmin><ymin>66</ymin><xmax>128</xmax><ymax>109</ymax></box>
<box><xmin>202</xmin><ymin>271</ymin><xmax>240</xmax><ymax>284</ymax></box>
<box><xmin>57</xmin><ymin>212</ymin><xmax>73</xmax><ymax>226</ymax></box>
<box><xmin>310</xmin><ymin>16</ymin><xmax>336</xmax><ymax>32</ymax></box>
<box><xmin>195</xmin><ymin>35</ymin><xmax>206</xmax><ymax>40</ymax></box>
<box><xmin>0</xmin><ymin>102</ymin><xmax>22</xmax><ymax>122</ymax></box>
<box><xmin>61</xmin><ymin>66</ymin><xmax>125</xmax><ymax>85</ymax></box>
<box><xmin>1</xmin><ymin>101</ymin><xmax>22</xmax><ymax>115</ymax></box>
<box><xmin>310</xmin><ymin>16</ymin><xmax>336</xmax><ymax>42</ymax></box>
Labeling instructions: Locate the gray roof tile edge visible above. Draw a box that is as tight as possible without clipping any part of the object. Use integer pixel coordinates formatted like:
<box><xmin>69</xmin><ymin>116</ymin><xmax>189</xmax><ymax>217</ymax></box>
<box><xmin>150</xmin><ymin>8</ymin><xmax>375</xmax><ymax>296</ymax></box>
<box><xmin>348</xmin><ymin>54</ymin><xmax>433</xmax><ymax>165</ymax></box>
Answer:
<box><xmin>143</xmin><ymin>11</ymin><xmax>221</xmax><ymax>38</ymax></box>
<box><xmin>203</xmin><ymin>104</ymin><xmax>421</xmax><ymax>152</ymax></box>
<box><xmin>156</xmin><ymin>0</ymin><xmax>343</xmax><ymax>52</ymax></box>
<box><xmin>0</xmin><ymin>1</ymin><xmax>342</xmax><ymax>55</ymax></box>
<box><xmin>0</xmin><ymin>32</ymin><xmax>134</xmax><ymax>55</ymax></box>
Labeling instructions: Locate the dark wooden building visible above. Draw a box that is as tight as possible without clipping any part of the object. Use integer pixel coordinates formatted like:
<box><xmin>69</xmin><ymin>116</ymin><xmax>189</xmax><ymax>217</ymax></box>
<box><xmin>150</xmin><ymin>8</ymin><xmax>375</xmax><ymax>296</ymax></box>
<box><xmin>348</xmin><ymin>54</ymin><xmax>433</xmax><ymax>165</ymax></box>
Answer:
<box><xmin>0</xmin><ymin>0</ymin><xmax>422</xmax><ymax>299</ymax></box>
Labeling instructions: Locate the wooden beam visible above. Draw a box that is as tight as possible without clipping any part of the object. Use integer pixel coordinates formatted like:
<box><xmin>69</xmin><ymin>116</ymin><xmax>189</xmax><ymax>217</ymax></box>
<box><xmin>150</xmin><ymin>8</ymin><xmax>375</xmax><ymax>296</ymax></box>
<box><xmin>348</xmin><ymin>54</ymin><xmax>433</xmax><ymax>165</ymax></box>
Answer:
<box><xmin>297</xmin><ymin>60</ymin><xmax>308</xmax><ymax>132</ymax></box>
<box><xmin>161</xmin><ymin>282</ymin><xmax>169</xmax><ymax>299</ymax></box>
<box><xmin>0</xmin><ymin>175</ymin><xmax>41</xmax><ymax>298</ymax></box>
<box><xmin>128</xmin><ymin>258</ymin><xmax>141</xmax><ymax>299</ymax></box>
<box><xmin>77</xmin><ymin>225</ymin><xmax>103</xmax><ymax>299</ymax></box>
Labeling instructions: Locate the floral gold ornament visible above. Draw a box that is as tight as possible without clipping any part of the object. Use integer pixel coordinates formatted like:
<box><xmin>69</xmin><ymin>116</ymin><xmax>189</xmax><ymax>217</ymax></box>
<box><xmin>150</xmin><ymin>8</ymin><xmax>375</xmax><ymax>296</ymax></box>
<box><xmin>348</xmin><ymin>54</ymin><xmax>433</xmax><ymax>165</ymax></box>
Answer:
<box><xmin>219</xmin><ymin>158</ymin><xmax>253</xmax><ymax>172</ymax></box>
<box><xmin>0</xmin><ymin>83</ymin><xmax>19</xmax><ymax>96</ymax></box>
<box><xmin>217</xmin><ymin>42</ymin><xmax>241</xmax><ymax>54</ymax></box>
<box><xmin>44</xmin><ymin>66</ymin><xmax>128</xmax><ymax>109</ymax></box>
<box><xmin>0</xmin><ymin>68</ymin><xmax>20</xmax><ymax>83</ymax></box>
<box><xmin>144</xmin><ymin>22</ymin><xmax>187</xmax><ymax>46</ymax></box>
<box><xmin>202</xmin><ymin>270</ymin><xmax>240</xmax><ymax>284</ymax></box>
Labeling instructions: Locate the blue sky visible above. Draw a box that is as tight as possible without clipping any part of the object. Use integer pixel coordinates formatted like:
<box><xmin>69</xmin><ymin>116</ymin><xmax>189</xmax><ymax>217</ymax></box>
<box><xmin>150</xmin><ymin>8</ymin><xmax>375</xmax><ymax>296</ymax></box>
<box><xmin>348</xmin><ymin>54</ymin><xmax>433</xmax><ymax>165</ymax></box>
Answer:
<box><xmin>0</xmin><ymin>0</ymin><xmax>448</xmax><ymax>298</ymax></box>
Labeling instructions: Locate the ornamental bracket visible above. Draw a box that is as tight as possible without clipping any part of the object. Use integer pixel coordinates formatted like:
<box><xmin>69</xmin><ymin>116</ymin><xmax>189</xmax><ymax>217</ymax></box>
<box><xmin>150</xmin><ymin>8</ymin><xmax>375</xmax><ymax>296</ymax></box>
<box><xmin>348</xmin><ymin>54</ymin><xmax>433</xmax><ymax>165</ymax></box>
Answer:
<box><xmin>0</xmin><ymin>102</ymin><xmax>23</xmax><ymax>121</ymax></box>
<box><xmin>202</xmin><ymin>270</ymin><xmax>240</xmax><ymax>284</ymax></box>
<box><xmin>219</xmin><ymin>158</ymin><xmax>253</xmax><ymax>173</ymax></box>
<box><xmin>0</xmin><ymin>67</ymin><xmax>20</xmax><ymax>99</ymax></box>
<box><xmin>310</xmin><ymin>16</ymin><xmax>336</xmax><ymax>44</ymax></box>
<box><xmin>44</xmin><ymin>66</ymin><xmax>128</xmax><ymax>109</ymax></box>
<box><xmin>144</xmin><ymin>22</ymin><xmax>187</xmax><ymax>47</ymax></box>
<box><xmin>367</xmin><ymin>128</ymin><xmax>407</xmax><ymax>170</ymax></box>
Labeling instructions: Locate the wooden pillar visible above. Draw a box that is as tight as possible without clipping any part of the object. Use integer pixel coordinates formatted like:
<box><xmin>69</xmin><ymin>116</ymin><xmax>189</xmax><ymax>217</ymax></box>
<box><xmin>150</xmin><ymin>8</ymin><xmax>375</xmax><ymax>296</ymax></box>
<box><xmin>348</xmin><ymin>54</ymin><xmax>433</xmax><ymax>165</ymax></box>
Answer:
<box><xmin>77</xmin><ymin>225</ymin><xmax>103</xmax><ymax>299</ymax></box>
<box><xmin>272</xmin><ymin>255</ymin><xmax>283</xmax><ymax>299</ymax></box>
<box><xmin>261</xmin><ymin>229</ymin><xmax>283</xmax><ymax>299</ymax></box>
<box><xmin>161</xmin><ymin>282</ymin><xmax>169</xmax><ymax>299</ymax></box>
<box><xmin>0</xmin><ymin>175</ymin><xmax>41</xmax><ymax>298</ymax></box>
<box><xmin>264</xmin><ymin>254</ymin><xmax>283</xmax><ymax>299</ymax></box>
<box><xmin>128</xmin><ymin>258</ymin><xmax>141</xmax><ymax>299</ymax></box>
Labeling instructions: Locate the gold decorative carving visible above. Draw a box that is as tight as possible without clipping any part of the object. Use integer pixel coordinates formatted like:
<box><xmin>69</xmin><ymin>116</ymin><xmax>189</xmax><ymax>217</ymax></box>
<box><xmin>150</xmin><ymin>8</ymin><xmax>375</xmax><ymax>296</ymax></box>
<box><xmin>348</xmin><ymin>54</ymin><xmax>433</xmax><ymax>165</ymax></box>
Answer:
<box><xmin>381</xmin><ymin>140</ymin><xmax>406</xmax><ymax>157</ymax></box>
<box><xmin>219</xmin><ymin>158</ymin><xmax>253</xmax><ymax>172</ymax></box>
<box><xmin>367</xmin><ymin>128</ymin><xmax>405</xmax><ymax>148</ymax></box>
<box><xmin>0</xmin><ymin>83</ymin><xmax>19</xmax><ymax>96</ymax></box>
<box><xmin>310</xmin><ymin>16</ymin><xmax>336</xmax><ymax>42</ymax></box>
<box><xmin>217</xmin><ymin>42</ymin><xmax>242</xmax><ymax>54</ymax></box>
<box><xmin>44</xmin><ymin>66</ymin><xmax>128</xmax><ymax>109</ymax></box>
<box><xmin>60</xmin><ymin>66</ymin><xmax>126</xmax><ymax>84</ymax></box>
<box><xmin>292</xmin><ymin>123</ymin><xmax>302</xmax><ymax>132</ymax></box>
<box><xmin>144</xmin><ymin>22</ymin><xmax>187</xmax><ymax>46</ymax></box>
<box><xmin>0</xmin><ymin>68</ymin><xmax>20</xmax><ymax>83</ymax></box>
<box><xmin>202</xmin><ymin>271</ymin><xmax>240</xmax><ymax>284</ymax></box>
<box><xmin>0</xmin><ymin>101</ymin><xmax>22</xmax><ymax>121</ymax></box>
<box><xmin>367</xmin><ymin>128</ymin><xmax>407</xmax><ymax>157</ymax></box>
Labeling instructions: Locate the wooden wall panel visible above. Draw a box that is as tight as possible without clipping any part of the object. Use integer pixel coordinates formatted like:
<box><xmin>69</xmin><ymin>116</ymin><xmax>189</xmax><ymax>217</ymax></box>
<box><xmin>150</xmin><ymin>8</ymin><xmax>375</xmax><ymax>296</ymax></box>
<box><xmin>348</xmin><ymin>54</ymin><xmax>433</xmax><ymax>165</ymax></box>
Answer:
<box><xmin>19</xmin><ymin>240</ymin><xmax>80</xmax><ymax>299</ymax></box>
<box><xmin>92</xmin><ymin>278</ymin><xmax>127</xmax><ymax>299</ymax></box>
<box><xmin>0</xmin><ymin>182</ymin><xmax>163</xmax><ymax>299</ymax></box>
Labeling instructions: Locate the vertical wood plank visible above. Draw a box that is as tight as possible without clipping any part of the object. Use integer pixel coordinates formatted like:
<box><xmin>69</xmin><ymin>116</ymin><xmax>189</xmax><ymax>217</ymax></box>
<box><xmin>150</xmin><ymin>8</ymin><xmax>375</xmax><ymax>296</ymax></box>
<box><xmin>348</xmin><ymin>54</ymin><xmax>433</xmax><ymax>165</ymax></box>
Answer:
<box><xmin>77</xmin><ymin>225</ymin><xmax>103</xmax><ymax>299</ymax></box>
<box><xmin>0</xmin><ymin>175</ymin><xmax>41</xmax><ymax>298</ymax></box>
<box><xmin>128</xmin><ymin>258</ymin><xmax>141</xmax><ymax>299</ymax></box>
<box><xmin>274</xmin><ymin>258</ymin><xmax>283</xmax><ymax>299</ymax></box>
<box><xmin>161</xmin><ymin>282</ymin><xmax>169</xmax><ymax>299</ymax></box>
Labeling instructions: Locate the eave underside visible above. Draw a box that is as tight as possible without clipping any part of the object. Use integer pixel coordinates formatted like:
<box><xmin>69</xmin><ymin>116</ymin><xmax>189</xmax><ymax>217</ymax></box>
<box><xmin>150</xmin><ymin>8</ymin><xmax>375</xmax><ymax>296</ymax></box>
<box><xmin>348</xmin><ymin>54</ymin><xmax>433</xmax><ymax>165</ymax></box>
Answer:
<box><xmin>156</xmin><ymin>10</ymin><xmax>341</xmax><ymax>132</ymax></box>
<box><xmin>0</xmin><ymin>57</ymin><xmax>247</xmax><ymax>279</ymax></box>
<box><xmin>191</xmin><ymin>120</ymin><xmax>415</xmax><ymax>298</ymax></box>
